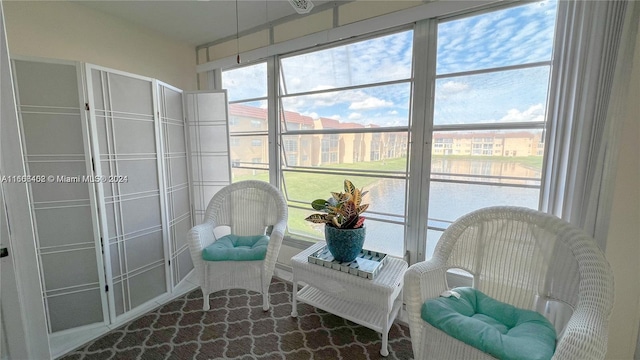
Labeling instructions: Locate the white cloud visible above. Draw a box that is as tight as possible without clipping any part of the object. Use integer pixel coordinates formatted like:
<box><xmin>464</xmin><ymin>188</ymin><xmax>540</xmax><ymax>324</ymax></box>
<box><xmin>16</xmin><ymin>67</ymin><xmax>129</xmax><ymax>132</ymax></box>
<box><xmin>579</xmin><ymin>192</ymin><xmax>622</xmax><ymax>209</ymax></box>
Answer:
<box><xmin>499</xmin><ymin>104</ymin><xmax>545</xmax><ymax>122</ymax></box>
<box><xmin>435</xmin><ymin>1</ymin><xmax>555</xmax><ymax>75</ymax></box>
<box><xmin>441</xmin><ymin>81</ymin><xmax>470</xmax><ymax>93</ymax></box>
<box><xmin>349</xmin><ymin>97</ymin><xmax>394</xmax><ymax>110</ymax></box>
<box><xmin>348</xmin><ymin>112</ymin><xmax>362</xmax><ymax>120</ymax></box>
<box><xmin>388</xmin><ymin>110</ymin><xmax>398</xmax><ymax>115</ymax></box>
<box><xmin>328</xmin><ymin>115</ymin><xmax>342</xmax><ymax>120</ymax></box>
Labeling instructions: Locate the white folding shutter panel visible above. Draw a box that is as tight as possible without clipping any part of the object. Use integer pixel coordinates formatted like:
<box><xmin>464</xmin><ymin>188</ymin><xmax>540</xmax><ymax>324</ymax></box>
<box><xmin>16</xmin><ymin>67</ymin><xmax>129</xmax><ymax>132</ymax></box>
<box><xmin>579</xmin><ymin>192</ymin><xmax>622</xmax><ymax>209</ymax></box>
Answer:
<box><xmin>185</xmin><ymin>91</ymin><xmax>231</xmax><ymax>222</ymax></box>
<box><xmin>87</xmin><ymin>66</ymin><xmax>168</xmax><ymax>319</ymax></box>
<box><xmin>157</xmin><ymin>82</ymin><xmax>194</xmax><ymax>287</ymax></box>
<box><xmin>11</xmin><ymin>59</ymin><xmax>107</xmax><ymax>332</ymax></box>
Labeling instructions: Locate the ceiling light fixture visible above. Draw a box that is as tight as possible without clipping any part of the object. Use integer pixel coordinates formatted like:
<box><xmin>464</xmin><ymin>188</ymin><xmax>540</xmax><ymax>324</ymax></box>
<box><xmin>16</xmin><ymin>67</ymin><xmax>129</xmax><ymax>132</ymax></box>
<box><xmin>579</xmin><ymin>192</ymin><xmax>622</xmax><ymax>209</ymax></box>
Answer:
<box><xmin>288</xmin><ymin>0</ymin><xmax>314</xmax><ymax>14</ymax></box>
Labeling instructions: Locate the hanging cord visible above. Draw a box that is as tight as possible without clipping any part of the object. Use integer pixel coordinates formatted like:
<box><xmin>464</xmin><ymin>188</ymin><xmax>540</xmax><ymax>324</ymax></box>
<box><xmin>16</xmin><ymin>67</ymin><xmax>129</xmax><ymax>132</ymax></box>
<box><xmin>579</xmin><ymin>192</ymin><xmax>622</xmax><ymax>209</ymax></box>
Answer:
<box><xmin>235</xmin><ymin>0</ymin><xmax>240</xmax><ymax>64</ymax></box>
<box><xmin>265</xmin><ymin>0</ymin><xmax>269</xmax><ymax>45</ymax></box>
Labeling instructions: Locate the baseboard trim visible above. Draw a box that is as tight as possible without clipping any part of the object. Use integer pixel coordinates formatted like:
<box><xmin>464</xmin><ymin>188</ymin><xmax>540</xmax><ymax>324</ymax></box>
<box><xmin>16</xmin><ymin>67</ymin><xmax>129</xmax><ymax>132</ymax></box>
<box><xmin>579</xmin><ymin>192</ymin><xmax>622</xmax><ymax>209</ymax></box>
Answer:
<box><xmin>51</xmin><ymin>273</ymin><xmax>198</xmax><ymax>359</ymax></box>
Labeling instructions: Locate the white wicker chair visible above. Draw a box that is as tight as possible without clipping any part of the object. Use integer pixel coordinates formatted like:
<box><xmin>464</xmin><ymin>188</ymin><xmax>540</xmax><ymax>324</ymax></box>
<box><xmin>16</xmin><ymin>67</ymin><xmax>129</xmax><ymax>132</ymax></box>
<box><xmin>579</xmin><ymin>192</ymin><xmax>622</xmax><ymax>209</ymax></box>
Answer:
<box><xmin>187</xmin><ymin>180</ymin><xmax>288</xmax><ymax>311</ymax></box>
<box><xmin>404</xmin><ymin>206</ymin><xmax>614</xmax><ymax>360</ymax></box>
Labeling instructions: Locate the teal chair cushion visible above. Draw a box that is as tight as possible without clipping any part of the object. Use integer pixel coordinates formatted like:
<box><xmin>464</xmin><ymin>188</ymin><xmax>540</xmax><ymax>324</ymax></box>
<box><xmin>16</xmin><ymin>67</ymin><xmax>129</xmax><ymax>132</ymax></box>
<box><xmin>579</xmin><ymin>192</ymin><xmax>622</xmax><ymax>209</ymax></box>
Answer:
<box><xmin>421</xmin><ymin>287</ymin><xmax>556</xmax><ymax>360</ymax></box>
<box><xmin>201</xmin><ymin>234</ymin><xmax>269</xmax><ymax>261</ymax></box>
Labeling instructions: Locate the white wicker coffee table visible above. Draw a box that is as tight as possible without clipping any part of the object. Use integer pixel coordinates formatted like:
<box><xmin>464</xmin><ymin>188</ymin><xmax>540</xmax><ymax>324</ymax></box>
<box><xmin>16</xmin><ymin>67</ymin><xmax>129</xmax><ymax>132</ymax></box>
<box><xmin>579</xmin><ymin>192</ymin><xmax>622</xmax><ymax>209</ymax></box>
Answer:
<box><xmin>290</xmin><ymin>242</ymin><xmax>408</xmax><ymax>356</ymax></box>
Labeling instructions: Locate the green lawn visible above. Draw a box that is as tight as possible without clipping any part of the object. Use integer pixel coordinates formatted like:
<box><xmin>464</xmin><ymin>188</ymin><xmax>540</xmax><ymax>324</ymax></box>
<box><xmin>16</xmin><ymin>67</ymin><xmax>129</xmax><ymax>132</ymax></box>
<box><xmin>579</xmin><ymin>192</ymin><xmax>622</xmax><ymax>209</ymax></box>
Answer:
<box><xmin>233</xmin><ymin>158</ymin><xmax>407</xmax><ymax>199</ymax></box>
<box><xmin>231</xmin><ymin>155</ymin><xmax>543</xmax><ymax>236</ymax></box>
<box><xmin>232</xmin><ymin>159</ymin><xmax>407</xmax><ymax>237</ymax></box>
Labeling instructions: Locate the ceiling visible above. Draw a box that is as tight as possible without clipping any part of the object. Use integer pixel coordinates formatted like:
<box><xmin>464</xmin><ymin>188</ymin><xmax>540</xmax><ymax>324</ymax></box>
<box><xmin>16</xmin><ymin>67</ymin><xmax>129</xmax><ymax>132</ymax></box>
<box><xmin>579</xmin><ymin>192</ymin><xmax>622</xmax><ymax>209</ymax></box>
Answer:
<box><xmin>77</xmin><ymin>0</ymin><xmax>340</xmax><ymax>46</ymax></box>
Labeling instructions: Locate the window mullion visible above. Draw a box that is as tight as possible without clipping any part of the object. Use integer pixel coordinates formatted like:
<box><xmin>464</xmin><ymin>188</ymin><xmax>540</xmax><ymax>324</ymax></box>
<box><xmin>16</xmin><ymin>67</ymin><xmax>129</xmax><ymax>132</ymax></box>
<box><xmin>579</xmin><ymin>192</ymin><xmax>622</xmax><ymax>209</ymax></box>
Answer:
<box><xmin>436</xmin><ymin>61</ymin><xmax>552</xmax><ymax>80</ymax></box>
<box><xmin>406</xmin><ymin>19</ymin><xmax>438</xmax><ymax>264</ymax></box>
<box><xmin>280</xmin><ymin>78</ymin><xmax>412</xmax><ymax>99</ymax></box>
<box><xmin>267</xmin><ymin>57</ymin><xmax>280</xmax><ymax>187</ymax></box>
<box><xmin>433</xmin><ymin>122</ymin><xmax>546</xmax><ymax>132</ymax></box>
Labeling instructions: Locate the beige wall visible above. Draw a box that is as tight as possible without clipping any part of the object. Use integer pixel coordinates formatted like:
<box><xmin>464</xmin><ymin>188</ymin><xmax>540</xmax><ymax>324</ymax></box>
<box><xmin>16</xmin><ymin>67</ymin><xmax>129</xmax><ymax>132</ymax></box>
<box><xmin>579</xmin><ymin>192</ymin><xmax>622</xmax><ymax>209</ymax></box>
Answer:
<box><xmin>3</xmin><ymin>1</ymin><xmax>196</xmax><ymax>90</ymax></box>
<box><xmin>203</xmin><ymin>0</ymin><xmax>422</xmax><ymax>63</ymax></box>
<box><xmin>605</xmin><ymin>25</ymin><xmax>640</xmax><ymax>360</ymax></box>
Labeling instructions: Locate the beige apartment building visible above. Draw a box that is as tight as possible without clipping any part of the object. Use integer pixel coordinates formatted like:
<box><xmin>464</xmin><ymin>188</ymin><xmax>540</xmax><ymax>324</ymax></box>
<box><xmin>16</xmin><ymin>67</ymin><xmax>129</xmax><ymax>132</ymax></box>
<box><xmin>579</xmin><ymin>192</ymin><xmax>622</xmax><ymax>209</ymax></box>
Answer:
<box><xmin>433</xmin><ymin>131</ymin><xmax>544</xmax><ymax>157</ymax></box>
<box><xmin>229</xmin><ymin>104</ymin><xmax>409</xmax><ymax>171</ymax></box>
<box><xmin>228</xmin><ymin>104</ymin><xmax>541</xmax><ymax>176</ymax></box>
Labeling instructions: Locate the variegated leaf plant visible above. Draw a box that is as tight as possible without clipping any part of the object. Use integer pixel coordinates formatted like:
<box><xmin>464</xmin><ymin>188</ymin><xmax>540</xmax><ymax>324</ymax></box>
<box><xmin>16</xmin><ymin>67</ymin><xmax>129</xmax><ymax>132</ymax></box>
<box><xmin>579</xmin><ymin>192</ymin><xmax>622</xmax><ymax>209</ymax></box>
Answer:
<box><xmin>305</xmin><ymin>179</ymin><xmax>369</xmax><ymax>229</ymax></box>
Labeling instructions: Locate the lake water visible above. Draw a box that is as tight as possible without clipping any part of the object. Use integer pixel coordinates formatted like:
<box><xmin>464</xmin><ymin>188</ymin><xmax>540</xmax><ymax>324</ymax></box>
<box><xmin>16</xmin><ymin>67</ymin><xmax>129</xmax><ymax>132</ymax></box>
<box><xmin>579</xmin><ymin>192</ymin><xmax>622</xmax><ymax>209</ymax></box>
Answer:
<box><xmin>360</xmin><ymin>159</ymin><xmax>541</xmax><ymax>257</ymax></box>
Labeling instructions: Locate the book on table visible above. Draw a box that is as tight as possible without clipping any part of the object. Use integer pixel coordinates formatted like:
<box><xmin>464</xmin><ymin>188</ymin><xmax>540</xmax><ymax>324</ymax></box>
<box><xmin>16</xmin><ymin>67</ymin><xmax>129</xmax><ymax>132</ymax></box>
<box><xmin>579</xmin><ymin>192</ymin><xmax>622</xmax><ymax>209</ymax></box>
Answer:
<box><xmin>307</xmin><ymin>246</ymin><xmax>388</xmax><ymax>280</ymax></box>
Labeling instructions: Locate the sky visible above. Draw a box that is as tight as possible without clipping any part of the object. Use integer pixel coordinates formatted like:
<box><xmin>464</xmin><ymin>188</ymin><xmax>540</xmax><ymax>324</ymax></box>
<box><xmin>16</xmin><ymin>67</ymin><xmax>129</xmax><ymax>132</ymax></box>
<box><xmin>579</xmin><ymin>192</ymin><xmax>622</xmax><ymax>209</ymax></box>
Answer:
<box><xmin>222</xmin><ymin>0</ymin><xmax>558</xmax><ymax>128</ymax></box>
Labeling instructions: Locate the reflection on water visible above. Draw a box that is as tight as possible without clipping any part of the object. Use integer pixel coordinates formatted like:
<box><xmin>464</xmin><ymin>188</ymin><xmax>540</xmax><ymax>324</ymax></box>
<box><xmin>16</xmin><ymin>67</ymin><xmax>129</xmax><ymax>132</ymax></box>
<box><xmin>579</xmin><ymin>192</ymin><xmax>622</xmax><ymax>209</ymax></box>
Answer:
<box><xmin>431</xmin><ymin>158</ymin><xmax>541</xmax><ymax>185</ymax></box>
<box><xmin>364</xmin><ymin>178</ymin><xmax>406</xmax><ymax>216</ymax></box>
<box><xmin>361</xmin><ymin>159</ymin><xmax>541</xmax><ymax>258</ymax></box>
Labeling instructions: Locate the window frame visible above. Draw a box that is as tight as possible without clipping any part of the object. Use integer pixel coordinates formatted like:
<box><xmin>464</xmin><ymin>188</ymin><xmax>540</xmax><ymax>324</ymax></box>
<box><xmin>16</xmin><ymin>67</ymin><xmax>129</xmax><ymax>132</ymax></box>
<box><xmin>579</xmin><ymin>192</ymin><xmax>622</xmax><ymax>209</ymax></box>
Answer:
<box><xmin>222</xmin><ymin>62</ymin><xmax>271</xmax><ymax>181</ymax></box>
<box><xmin>274</xmin><ymin>28</ymin><xmax>414</xmax><ymax>255</ymax></box>
<box><xmin>218</xmin><ymin>1</ymin><xmax>560</xmax><ymax>264</ymax></box>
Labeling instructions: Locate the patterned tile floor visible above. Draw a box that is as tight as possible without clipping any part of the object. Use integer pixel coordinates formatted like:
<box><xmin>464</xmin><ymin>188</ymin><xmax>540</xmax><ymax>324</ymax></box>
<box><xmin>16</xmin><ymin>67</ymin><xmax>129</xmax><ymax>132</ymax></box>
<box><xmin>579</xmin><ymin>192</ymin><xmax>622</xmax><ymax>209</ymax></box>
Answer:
<box><xmin>60</xmin><ymin>279</ymin><xmax>414</xmax><ymax>360</ymax></box>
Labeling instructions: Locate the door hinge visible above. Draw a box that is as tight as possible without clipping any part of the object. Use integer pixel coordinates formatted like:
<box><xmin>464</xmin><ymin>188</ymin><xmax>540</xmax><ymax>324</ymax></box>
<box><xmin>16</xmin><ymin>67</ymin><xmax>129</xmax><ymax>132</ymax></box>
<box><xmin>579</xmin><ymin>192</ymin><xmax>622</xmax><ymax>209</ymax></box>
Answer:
<box><xmin>105</xmin><ymin>285</ymin><xmax>109</xmax><ymax>292</ymax></box>
<box><xmin>168</xmin><ymin>259</ymin><xmax>171</xmax><ymax>266</ymax></box>
<box><xmin>91</xmin><ymin>158</ymin><xmax>96</xmax><ymax>173</ymax></box>
<box><xmin>85</xmin><ymin>103</ymin><xmax>90</xmax><ymax>111</ymax></box>
<box><xmin>100</xmin><ymin>237</ymin><xmax>104</xmax><ymax>254</ymax></box>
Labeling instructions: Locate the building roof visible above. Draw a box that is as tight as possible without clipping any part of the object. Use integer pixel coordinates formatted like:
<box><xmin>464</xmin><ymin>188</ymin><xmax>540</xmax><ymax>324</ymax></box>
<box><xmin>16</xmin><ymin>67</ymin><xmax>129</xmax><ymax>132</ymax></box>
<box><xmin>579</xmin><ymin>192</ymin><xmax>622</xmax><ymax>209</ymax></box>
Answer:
<box><xmin>282</xmin><ymin>110</ymin><xmax>314</xmax><ymax>126</ymax></box>
<box><xmin>229</xmin><ymin>104</ymin><xmax>391</xmax><ymax>130</ymax></box>
<box><xmin>339</xmin><ymin>122</ymin><xmax>365</xmax><ymax>129</ymax></box>
<box><xmin>317</xmin><ymin>117</ymin><xmax>341</xmax><ymax>129</ymax></box>
<box><xmin>316</xmin><ymin>117</ymin><xmax>370</xmax><ymax>129</ymax></box>
<box><xmin>228</xmin><ymin>103</ymin><xmax>267</xmax><ymax>119</ymax></box>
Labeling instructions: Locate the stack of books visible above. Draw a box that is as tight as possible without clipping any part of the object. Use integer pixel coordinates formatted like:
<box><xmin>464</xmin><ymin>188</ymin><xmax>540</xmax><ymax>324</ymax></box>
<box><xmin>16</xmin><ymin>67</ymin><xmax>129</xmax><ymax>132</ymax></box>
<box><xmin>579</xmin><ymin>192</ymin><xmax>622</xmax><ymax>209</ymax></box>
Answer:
<box><xmin>307</xmin><ymin>246</ymin><xmax>388</xmax><ymax>280</ymax></box>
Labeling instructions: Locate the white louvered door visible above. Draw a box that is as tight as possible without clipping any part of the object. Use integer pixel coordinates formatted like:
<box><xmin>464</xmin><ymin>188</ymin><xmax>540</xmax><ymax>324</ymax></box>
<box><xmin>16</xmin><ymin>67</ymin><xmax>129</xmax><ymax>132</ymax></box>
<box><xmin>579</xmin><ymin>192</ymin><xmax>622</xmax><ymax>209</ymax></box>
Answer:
<box><xmin>158</xmin><ymin>82</ymin><xmax>194</xmax><ymax>287</ymax></box>
<box><xmin>86</xmin><ymin>65</ymin><xmax>169</xmax><ymax>321</ymax></box>
<box><xmin>12</xmin><ymin>58</ymin><xmax>108</xmax><ymax>333</ymax></box>
<box><xmin>12</xmin><ymin>58</ymin><xmax>229</xmax><ymax>338</ymax></box>
<box><xmin>184</xmin><ymin>91</ymin><xmax>231</xmax><ymax>222</ymax></box>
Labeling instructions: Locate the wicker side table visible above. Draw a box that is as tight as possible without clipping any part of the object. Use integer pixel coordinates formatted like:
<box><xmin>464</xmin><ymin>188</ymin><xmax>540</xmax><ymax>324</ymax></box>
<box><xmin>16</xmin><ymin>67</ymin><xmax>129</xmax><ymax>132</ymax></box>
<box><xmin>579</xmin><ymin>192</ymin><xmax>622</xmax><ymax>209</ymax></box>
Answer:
<box><xmin>290</xmin><ymin>242</ymin><xmax>408</xmax><ymax>356</ymax></box>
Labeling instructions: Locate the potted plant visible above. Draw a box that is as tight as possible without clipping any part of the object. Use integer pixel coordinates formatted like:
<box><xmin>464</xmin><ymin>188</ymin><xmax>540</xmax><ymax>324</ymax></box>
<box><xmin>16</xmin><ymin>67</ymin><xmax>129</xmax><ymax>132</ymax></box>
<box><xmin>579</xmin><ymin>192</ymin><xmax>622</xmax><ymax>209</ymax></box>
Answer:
<box><xmin>305</xmin><ymin>179</ymin><xmax>369</xmax><ymax>262</ymax></box>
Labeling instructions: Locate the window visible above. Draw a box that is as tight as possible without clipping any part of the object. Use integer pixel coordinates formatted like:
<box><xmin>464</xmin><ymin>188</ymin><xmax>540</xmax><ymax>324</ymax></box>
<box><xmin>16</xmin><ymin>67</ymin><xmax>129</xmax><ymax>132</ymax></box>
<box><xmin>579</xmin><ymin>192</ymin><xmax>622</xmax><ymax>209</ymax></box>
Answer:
<box><xmin>222</xmin><ymin>63</ymin><xmax>269</xmax><ymax>182</ymax></box>
<box><xmin>287</xmin><ymin>154</ymin><xmax>298</xmax><ymax>166</ymax></box>
<box><xmin>425</xmin><ymin>1</ymin><xmax>557</xmax><ymax>259</ymax></box>
<box><xmin>219</xmin><ymin>0</ymin><xmax>558</xmax><ymax>262</ymax></box>
<box><xmin>278</xmin><ymin>30</ymin><xmax>413</xmax><ymax>257</ymax></box>
<box><xmin>284</xmin><ymin>139</ymin><xmax>298</xmax><ymax>152</ymax></box>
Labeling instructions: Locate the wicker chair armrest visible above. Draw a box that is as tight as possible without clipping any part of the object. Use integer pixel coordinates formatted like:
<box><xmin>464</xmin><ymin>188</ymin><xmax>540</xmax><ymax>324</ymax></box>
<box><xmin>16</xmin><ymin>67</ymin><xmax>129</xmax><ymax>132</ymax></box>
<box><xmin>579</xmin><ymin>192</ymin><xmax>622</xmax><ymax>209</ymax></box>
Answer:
<box><xmin>270</xmin><ymin>218</ymin><xmax>287</xmax><ymax>245</ymax></box>
<box><xmin>404</xmin><ymin>258</ymin><xmax>449</xmax><ymax>304</ymax></box>
<box><xmin>262</xmin><ymin>217</ymin><xmax>287</xmax><ymax>281</ymax></box>
<box><xmin>404</xmin><ymin>258</ymin><xmax>448</xmax><ymax>358</ymax></box>
<box><xmin>187</xmin><ymin>222</ymin><xmax>217</xmax><ymax>267</ymax></box>
<box><xmin>552</xmin><ymin>306</ymin><xmax>610</xmax><ymax>360</ymax></box>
